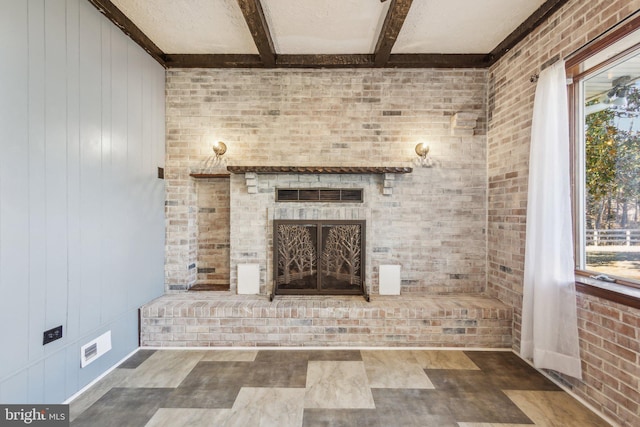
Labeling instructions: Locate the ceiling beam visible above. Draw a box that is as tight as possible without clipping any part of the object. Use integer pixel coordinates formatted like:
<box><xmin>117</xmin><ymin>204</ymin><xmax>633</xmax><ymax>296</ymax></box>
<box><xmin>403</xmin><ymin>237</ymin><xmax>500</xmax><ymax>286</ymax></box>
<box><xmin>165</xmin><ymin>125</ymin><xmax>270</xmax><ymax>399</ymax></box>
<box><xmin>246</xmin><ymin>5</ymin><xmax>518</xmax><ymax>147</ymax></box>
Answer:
<box><xmin>486</xmin><ymin>0</ymin><xmax>571</xmax><ymax>65</ymax></box>
<box><xmin>276</xmin><ymin>55</ymin><xmax>375</xmax><ymax>68</ymax></box>
<box><xmin>86</xmin><ymin>0</ymin><xmax>165</xmax><ymax>66</ymax></box>
<box><xmin>163</xmin><ymin>53</ymin><xmax>489</xmax><ymax>69</ymax></box>
<box><xmin>236</xmin><ymin>0</ymin><xmax>276</xmax><ymax>67</ymax></box>
<box><xmin>373</xmin><ymin>0</ymin><xmax>413</xmax><ymax>67</ymax></box>
<box><xmin>387</xmin><ymin>54</ymin><xmax>490</xmax><ymax>68</ymax></box>
<box><xmin>164</xmin><ymin>54</ymin><xmax>263</xmax><ymax>68</ymax></box>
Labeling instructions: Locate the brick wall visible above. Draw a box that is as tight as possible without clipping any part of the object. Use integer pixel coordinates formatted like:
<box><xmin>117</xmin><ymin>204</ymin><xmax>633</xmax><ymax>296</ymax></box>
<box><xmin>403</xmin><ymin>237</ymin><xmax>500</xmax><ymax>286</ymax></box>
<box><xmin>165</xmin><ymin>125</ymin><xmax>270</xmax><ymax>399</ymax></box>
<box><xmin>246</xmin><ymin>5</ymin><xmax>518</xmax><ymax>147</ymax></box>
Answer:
<box><xmin>166</xmin><ymin>69</ymin><xmax>487</xmax><ymax>295</ymax></box>
<box><xmin>576</xmin><ymin>294</ymin><xmax>640</xmax><ymax>424</ymax></box>
<box><xmin>487</xmin><ymin>1</ymin><xmax>640</xmax><ymax>425</ymax></box>
<box><xmin>196</xmin><ymin>178</ymin><xmax>230</xmax><ymax>286</ymax></box>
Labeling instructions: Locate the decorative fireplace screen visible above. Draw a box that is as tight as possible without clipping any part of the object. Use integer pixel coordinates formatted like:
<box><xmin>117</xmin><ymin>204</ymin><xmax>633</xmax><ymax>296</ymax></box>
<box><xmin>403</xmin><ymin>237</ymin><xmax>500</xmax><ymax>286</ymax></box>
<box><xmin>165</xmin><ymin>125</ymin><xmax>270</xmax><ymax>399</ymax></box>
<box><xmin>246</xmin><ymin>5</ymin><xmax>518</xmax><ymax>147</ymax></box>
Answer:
<box><xmin>272</xmin><ymin>220</ymin><xmax>366</xmax><ymax>298</ymax></box>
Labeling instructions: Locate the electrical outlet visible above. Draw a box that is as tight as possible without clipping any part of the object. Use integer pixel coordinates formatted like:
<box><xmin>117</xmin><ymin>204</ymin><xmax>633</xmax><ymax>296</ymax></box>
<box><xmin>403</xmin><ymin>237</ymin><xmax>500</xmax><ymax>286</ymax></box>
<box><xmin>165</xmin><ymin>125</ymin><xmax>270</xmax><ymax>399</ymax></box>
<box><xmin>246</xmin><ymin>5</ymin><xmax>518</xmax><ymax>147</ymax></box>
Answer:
<box><xmin>43</xmin><ymin>325</ymin><xmax>63</xmax><ymax>345</ymax></box>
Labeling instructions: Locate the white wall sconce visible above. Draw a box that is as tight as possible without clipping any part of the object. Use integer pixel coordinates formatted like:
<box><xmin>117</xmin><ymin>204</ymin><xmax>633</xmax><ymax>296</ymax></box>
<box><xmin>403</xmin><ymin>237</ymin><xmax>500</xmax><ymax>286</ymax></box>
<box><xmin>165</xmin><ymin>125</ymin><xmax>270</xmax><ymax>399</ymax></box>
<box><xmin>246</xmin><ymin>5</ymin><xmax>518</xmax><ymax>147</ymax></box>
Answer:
<box><xmin>414</xmin><ymin>142</ymin><xmax>433</xmax><ymax>167</ymax></box>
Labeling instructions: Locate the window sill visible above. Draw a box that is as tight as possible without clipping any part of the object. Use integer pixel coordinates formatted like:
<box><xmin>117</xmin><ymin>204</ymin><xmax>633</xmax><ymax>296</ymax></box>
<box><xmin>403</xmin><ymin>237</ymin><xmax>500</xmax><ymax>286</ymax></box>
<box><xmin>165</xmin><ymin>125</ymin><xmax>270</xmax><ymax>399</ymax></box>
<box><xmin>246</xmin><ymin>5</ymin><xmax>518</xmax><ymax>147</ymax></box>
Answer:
<box><xmin>575</xmin><ymin>274</ymin><xmax>640</xmax><ymax>309</ymax></box>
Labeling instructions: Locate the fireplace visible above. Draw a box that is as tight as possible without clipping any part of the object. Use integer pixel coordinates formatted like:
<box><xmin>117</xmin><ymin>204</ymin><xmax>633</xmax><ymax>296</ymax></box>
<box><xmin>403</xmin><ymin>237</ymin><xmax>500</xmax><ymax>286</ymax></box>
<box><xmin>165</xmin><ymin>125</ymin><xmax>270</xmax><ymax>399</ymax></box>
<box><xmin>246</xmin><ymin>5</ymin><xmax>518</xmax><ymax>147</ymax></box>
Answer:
<box><xmin>272</xmin><ymin>220</ymin><xmax>367</xmax><ymax>299</ymax></box>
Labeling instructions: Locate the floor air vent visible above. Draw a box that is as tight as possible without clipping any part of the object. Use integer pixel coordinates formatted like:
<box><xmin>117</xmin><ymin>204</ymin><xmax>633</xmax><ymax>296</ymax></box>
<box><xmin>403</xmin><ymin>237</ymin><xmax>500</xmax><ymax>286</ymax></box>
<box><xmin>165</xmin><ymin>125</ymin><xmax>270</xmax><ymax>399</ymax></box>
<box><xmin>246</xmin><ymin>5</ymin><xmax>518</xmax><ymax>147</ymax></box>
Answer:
<box><xmin>276</xmin><ymin>188</ymin><xmax>363</xmax><ymax>202</ymax></box>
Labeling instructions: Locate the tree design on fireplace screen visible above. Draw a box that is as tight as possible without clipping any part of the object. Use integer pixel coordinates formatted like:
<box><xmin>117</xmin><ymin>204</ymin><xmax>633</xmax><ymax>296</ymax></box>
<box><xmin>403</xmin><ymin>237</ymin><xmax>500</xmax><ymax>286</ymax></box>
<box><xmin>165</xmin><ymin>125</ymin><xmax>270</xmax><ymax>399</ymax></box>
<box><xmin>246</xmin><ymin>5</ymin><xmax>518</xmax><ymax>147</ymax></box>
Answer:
<box><xmin>273</xmin><ymin>220</ymin><xmax>365</xmax><ymax>297</ymax></box>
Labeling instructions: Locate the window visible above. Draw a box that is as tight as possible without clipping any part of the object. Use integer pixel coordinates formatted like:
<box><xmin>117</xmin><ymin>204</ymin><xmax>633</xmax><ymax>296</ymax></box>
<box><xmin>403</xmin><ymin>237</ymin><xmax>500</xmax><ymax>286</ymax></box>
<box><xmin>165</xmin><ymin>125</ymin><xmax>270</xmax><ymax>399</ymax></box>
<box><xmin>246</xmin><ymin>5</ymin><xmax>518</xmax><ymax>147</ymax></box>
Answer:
<box><xmin>569</xmin><ymin>18</ymin><xmax>640</xmax><ymax>287</ymax></box>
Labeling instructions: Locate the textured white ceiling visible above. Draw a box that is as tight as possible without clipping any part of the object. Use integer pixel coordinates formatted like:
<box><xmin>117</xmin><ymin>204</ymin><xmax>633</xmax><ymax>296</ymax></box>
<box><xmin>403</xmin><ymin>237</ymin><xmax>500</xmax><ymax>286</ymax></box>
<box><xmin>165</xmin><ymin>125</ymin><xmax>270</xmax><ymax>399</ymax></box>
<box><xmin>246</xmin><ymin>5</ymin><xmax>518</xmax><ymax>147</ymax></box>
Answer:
<box><xmin>110</xmin><ymin>0</ymin><xmax>550</xmax><ymax>56</ymax></box>
<box><xmin>261</xmin><ymin>0</ymin><xmax>390</xmax><ymax>54</ymax></box>
<box><xmin>111</xmin><ymin>0</ymin><xmax>258</xmax><ymax>54</ymax></box>
<box><xmin>393</xmin><ymin>0</ymin><xmax>547</xmax><ymax>54</ymax></box>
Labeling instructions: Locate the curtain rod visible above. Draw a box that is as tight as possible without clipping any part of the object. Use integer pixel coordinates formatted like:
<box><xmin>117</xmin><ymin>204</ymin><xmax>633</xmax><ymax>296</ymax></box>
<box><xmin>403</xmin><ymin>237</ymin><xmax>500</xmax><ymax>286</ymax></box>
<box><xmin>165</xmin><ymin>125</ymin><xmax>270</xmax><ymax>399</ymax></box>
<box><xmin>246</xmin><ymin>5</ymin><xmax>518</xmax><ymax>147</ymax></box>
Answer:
<box><xmin>530</xmin><ymin>9</ymin><xmax>640</xmax><ymax>84</ymax></box>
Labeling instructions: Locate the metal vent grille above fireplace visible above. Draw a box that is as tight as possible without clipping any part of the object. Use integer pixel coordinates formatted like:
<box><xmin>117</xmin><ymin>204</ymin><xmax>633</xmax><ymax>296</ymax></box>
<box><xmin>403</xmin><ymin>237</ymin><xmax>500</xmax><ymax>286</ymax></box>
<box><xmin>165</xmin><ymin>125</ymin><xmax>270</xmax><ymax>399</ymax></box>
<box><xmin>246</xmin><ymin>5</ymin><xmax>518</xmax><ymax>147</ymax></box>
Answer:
<box><xmin>276</xmin><ymin>188</ymin><xmax>363</xmax><ymax>202</ymax></box>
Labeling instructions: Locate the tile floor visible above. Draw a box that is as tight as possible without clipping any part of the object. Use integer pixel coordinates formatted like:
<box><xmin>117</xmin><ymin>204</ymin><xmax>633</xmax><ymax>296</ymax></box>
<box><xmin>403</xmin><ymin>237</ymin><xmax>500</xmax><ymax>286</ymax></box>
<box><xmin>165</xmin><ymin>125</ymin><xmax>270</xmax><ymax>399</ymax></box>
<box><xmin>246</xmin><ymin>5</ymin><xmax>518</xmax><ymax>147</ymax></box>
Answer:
<box><xmin>69</xmin><ymin>349</ymin><xmax>609</xmax><ymax>427</ymax></box>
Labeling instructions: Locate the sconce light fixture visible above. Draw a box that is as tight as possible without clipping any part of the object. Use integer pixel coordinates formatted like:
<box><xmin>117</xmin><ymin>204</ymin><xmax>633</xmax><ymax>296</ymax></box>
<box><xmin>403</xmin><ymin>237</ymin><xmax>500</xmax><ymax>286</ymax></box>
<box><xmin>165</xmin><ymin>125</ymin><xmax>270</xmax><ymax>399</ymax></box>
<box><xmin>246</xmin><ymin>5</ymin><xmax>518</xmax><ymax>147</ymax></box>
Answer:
<box><xmin>200</xmin><ymin>140</ymin><xmax>228</xmax><ymax>171</ymax></box>
<box><xmin>415</xmin><ymin>142</ymin><xmax>429</xmax><ymax>158</ymax></box>
<box><xmin>415</xmin><ymin>142</ymin><xmax>433</xmax><ymax>167</ymax></box>
<box><xmin>212</xmin><ymin>141</ymin><xmax>227</xmax><ymax>158</ymax></box>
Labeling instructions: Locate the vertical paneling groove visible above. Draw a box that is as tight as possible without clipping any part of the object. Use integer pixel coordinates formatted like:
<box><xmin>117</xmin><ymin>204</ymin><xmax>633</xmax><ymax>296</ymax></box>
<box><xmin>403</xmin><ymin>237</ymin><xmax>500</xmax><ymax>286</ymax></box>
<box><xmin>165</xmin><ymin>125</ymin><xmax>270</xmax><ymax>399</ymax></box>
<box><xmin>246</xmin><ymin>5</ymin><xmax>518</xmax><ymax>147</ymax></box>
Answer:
<box><xmin>0</xmin><ymin>0</ymin><xmax>30</xmax><ymax>390</ymax></box>
<box><xmin>64</xmin><ymin>0</ymin><xmax>81</xmax><ymax>398</ymax></box>
<box><xmin>41</xmin><ymin>1</ymin><xmax>70</xmax><ymax>401</ymax></box>
<box><xmin>148</xmin><ymin>54</ymin><xmax>166</xmax><ymax>301</ymax></box>
<box><xmin>110</xmin><ymin>27</ymin><xmax>128</xmax><ymax>315</ymax></box>
<box><xmin>27</xmin><ymin>0</ymin><xmax>47</xmax><ymax>369</ymax></box>
<box><xmin>100</xmin><ymin>17</ymin><xmax>114</xmax><ymax>322</ymax></box>
<box><xmin>140</xmin><ymin>55</ymin><xmax>153</xmax><ymax>301</ymax></box>
<box><xmin>0</xmin><ymin>0</ymin><xmax>165</xmax><ymax>403</ymax></box>
<box><xmin>78</xmin><ymin>2</ymin><xmax>103</xmax><ymax>335</ymax></box>
<box><xmin>44</xmin><ymin>0</ymin><xmax>69</xmax><ymax>359</ymax></box>
<box><xmin>127</xmin><ymin>43</ymin><xmax>143</xmax><ymax>304</ymax></box>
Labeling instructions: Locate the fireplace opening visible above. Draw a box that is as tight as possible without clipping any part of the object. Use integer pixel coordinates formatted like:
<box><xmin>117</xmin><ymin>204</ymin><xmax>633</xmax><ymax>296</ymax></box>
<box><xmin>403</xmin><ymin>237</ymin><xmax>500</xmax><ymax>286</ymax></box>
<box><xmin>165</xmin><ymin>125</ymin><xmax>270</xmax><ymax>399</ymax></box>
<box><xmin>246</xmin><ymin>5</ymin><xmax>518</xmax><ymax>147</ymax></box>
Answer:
<box><xmin>272</xmin><ymin>220</ymin><xmax>366</xmax><ymax>299</ymax></box>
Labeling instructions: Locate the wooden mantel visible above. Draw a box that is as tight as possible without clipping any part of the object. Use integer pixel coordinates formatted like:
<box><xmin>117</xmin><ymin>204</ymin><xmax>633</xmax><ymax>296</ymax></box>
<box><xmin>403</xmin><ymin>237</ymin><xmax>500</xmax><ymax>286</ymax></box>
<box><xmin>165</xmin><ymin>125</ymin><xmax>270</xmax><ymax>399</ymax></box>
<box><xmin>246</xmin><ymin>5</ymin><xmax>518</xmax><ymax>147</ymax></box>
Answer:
<box><xmin>224</xmin><ymin>165</ymin><xmax>412</xmax><ymax>195</ymax></box>
<box><xmin>189</xmin><ymin>173</ymin><xmax>230</xmax><ymax>179</ymax></box>
<box><xmin>226</xmin><ymin>166</ymin><xmax>412</xmax><ymax>174</ymax></box>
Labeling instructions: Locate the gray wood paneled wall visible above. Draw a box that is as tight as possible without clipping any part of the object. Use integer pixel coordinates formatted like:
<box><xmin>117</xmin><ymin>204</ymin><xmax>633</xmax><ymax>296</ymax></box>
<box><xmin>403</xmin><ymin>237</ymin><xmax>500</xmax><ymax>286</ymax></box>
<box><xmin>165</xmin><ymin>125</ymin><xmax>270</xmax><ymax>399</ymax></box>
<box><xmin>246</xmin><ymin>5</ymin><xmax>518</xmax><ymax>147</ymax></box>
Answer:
<box><xmin>0</xmin><ymin>0</ymin><xmax>165</xmax><ymax>403</ymax></box>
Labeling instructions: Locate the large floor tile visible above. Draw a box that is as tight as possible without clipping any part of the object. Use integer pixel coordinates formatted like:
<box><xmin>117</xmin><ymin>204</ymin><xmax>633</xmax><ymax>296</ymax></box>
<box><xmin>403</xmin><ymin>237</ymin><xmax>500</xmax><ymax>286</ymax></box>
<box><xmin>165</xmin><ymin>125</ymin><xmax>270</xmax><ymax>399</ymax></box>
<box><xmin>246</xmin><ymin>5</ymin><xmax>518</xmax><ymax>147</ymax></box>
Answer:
<box><xmin>505</xmin><ymin>390</ymin><xmax>610</xmax><ymax>427</ymax></box>
<box><xmin>245</xmin><ymin>361</ymin><xmax>308</xmax><ymax>387</ymax></box>
<box><xmin>463</xmin><ymin>352</ymin><xmax>560</xmax><ymax>391</ymax></box>
<box><xmin>361</xmin><ymin>350</ymin><xmax>434</xmax><ymax>389</ymax></box>
<box><xmin>372</xmin><ymin>388</ymin><xmax>453</xmax><ymax>416</ymax></box>
<box><xmin>123</xmin><ymin>350</ymin><xmax>205</xmax><ymax>388</ymax></box>
<box><xmin>200</xmin><ymin>350</ymin><xmax>258</xmax><ymax>362</ymax></box>
<box><xmin>117</xmin><ymin>350</ymin><xmax>156</xmax><ymax>369</ymax></box>
<box><xmin>448</xmin><ymin>391</ymin><xmax>533</xmax><ymax>424</ymax></box>
<box><xmin>302</xmin><ymin>409</ymin><xmax>381</xmax><ymax>427</ymax></box>
<box><xmin>176</xmin><ymin>361</ymin><xmax>251</xmax><ymax>390</ymax></box>
<box><xmin>178</xmin><ymin>360</ymin><xmax>307</xmax><ymax>390</ymax></box>
<box><xmin>253</xmin><ymin>350</ymin><xmax>312</xmax><ymax>364</ymax></box>
<box><xmin>304</xmin><ymin>361</ymin><xmax>375</xmax><ymax>409</ymax></box>
<box><xmin>253</xmin><ymin>349</ymin><xmax>362</xmax><ymax>363</ymax></box>
<box><xmin>371</xmin><ymin>389</ymin><xmax>457</xmax><ymax>427</ymax></box>
<box><xmin>372</xmin><ymin>387</ymin><xmax>532</xmax><ymax>426</ymax></box>
<box><xmin>412</xmin><ymin>350</ymin><xmax>480</xmax><ymax>370</ymax></box>
<box><xmin>70</xmin><ymin>387</ymin><xmax>173</xmax><ymax>427</ymax></box>
<box><xmin>225</xmin><ymin>387</ymin><xmax>304</xmax><ymax>427</ymax></box>
<box><xmin>426</xmin><ymin>370</ymin><xmax>535</xmax><ymax>423</ymax></box>
<box><xmin>427</xmin><ymin>370</ymin><xmax>497</xmax><ymax>393</ymax></box>
<box><xmin>305</xmin><ymin>350</ymin><xmax>363</xmax><ymax>361</ymax></box>
<box><xmin>166</xmin><ymin>387</ymin><xmax>239</xmax><ymax>409</ymax></box>
<box><xmin>69</xmin><ymin>369</ymin><xmax>129</xmax><ymax>421</ymax></box>
<box><xmin>457</xmin><ymin>424</ymin><xmax>533</xmax><ymax>427</ymax></box>
<box><xmin>144</xmin><ymin>408</ymin><xmax>231</xmax><ymax>427</ymax></box>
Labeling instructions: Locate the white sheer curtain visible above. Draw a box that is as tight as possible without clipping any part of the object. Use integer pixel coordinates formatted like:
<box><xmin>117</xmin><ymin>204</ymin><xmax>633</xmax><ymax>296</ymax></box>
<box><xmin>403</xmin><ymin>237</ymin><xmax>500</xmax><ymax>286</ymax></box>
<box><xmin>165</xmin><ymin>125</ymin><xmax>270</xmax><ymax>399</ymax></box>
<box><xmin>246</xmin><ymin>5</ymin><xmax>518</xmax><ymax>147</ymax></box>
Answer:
<box><xmin>521</xmin><ymin>60</ymin><xmax>582</xmax><ymax>379</ymax></box>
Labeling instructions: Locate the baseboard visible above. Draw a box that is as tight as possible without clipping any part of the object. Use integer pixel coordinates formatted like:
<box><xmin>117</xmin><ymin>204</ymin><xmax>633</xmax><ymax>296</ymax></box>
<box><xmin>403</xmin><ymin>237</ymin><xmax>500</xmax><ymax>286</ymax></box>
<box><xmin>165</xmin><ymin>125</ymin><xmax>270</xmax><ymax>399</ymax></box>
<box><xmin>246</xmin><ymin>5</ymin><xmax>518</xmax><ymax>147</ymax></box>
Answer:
<box><xmin>140</xmin><ymin>345</ymin><xmax>513</xmax><ymax>351</ymax></box>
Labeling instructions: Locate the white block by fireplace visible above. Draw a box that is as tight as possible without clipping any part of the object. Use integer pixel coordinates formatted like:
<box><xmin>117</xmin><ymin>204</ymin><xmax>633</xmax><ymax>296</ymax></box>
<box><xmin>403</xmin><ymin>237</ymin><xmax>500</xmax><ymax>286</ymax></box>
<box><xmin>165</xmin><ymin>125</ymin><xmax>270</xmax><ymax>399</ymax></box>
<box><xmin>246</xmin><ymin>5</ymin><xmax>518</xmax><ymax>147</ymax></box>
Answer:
<box><xmin>237</xmin><ymin>263</ymin><xmax>260</xmax><ymax>294</ymax></box>
<box><xmin>379</xmin><ymin>264</ymin><xmax>401</xmax><ymax>295</ymax></box>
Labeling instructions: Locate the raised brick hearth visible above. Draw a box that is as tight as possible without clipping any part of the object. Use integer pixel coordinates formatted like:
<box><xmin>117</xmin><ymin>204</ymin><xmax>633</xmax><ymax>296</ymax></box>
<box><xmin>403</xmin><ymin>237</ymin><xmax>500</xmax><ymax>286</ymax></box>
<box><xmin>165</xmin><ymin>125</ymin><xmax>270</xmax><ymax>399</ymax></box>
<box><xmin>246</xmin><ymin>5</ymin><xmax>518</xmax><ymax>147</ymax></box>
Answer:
<box><xmin>140</xmin><ymin>293</ymin><xmax>512</xmax><ymax>348</ymax></box>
